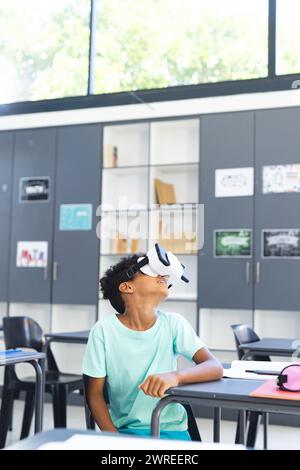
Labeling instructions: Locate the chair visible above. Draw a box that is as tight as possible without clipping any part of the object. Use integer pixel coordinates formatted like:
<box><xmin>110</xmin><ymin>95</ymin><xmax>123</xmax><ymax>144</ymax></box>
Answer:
<box><xmin>230</xmin><ymin>324</ymin><xmax>270</xmax><ymax>449</ymax></box>
<box><xmin>0</xmin><ymin>316</ymin><xmax>83</xmax><ymax>448</ymax></box>
<box><xmin>82</xmin><ymin>373</ymin><xmax>202</xmax><ymax>441</ymax></box>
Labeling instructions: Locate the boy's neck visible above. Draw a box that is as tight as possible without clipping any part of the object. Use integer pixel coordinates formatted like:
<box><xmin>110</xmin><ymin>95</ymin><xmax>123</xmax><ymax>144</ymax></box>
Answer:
<box><xmin>118</xmin><ymin>304</ymin><xmax>158</xmax><ymax>331</ymax></box>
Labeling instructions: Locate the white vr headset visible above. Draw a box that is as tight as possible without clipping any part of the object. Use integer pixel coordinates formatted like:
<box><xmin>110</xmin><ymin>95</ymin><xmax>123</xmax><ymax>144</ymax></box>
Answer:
<box><xmin>110</xmin><ymin>243</ymin><xmax>189</xmax><ymax>313</ymax></box>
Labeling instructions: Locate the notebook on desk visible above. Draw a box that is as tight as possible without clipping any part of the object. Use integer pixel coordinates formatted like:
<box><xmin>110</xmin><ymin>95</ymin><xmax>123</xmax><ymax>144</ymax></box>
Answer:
<box><xmin>250</xmin><ymin>380</ymin><xmax>300</xmax><ymax>401</ymax></box>
<box><xmin>223</xmin><ymin>360</ymin><xmax>290</xmax><ymax>381</ymax></box>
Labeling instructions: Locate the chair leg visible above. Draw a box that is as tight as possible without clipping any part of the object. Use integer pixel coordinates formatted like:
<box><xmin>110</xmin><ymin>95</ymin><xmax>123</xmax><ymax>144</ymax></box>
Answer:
<box><xmin>58</xmin><ymin>387</ymin><xmax>67</xmax><ymax>428</ymax></box>
<box><xmin>52</xmin><ymin>385</ymin><xmax>67</xmax><ymax>428</ymax></box>
<box><xmin>235</xmin><ymin>410</ymin><xmax>249</xmax><ymax>444</ymax></box>
<box><xmin>246</xmin><ymin>411</ymin><xmax>260</xmax><ymax>448</ymax></box>
<box><xmin>0</xmin><ymin>387</ymin><xmax>14</xmax><ymax>449</ymax></box>
<box><xmin>20</xmin><ymin>389</ymin><xmax>35</xmax><ymax>439</ymax></box>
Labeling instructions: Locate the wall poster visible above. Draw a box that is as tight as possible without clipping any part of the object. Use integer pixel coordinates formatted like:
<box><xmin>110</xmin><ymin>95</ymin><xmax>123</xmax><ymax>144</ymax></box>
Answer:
<box><xmin>263</xmin><ymin>164</ymin><xmax>300</xmax><ymax>194</ymax></box>
<box><xmin>59</xmin><ymin>204</ymin><xmax>93</xmax><ymax>231</ymax></box>
<box><xmin>262</xmin><ymin>229</ymin><xmax>300</xmax><ymax>258</ymax></box>
<box><xmin>16</xmin><ymin>241</ymin><xmax>48</xmax><ymax>267</ymax></box>
<box><xmin>19</xmin><ymin>177</ymin><xmax>50</xmax><ymax>202</ymax></box>
<box><xmin>214</xmin><ymin>230</ymin><xmax>252</xmax><ymax>258</ymax></box>
<box><xmin>215</xmin><ymin>167</ymin><xmax>254</xmax><ymax>198</ymax></box>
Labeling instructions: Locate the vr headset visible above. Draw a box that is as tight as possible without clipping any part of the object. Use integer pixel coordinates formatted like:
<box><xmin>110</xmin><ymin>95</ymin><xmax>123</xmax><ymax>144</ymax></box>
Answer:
<box><xmin>109</xmin><ymin>243</ymin><xmax>189</xmax><ymax>314</ymax></box>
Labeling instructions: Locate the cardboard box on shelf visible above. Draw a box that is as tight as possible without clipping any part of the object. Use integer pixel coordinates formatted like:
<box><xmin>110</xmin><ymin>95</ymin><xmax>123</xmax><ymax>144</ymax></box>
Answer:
<box><xmin>154</xmin><ymin>178</ymin><xmax>176</xmax><ymax>205</ymax></box>
<box><xmin>111</xmin><ymin>234</ymin><xmax>140</xmax><ymax>254</ymax></box>
<box><xmin>158</xmin><ymin>221</ymin><xmax>197</xmax><ymax>254</ymax></box>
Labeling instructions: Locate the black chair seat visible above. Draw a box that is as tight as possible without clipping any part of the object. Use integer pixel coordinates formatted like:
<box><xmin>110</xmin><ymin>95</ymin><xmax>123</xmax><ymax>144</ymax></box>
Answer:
<box><xmin>19</xmin><ymin>371</ymin><xmax>83</xmax><ymax>387</ymax></box>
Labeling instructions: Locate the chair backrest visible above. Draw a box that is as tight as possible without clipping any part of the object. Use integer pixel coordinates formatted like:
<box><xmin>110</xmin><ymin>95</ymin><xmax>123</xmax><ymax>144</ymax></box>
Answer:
<box><xmin>82</xmin><ymin>374</ymin><xmax>201</xmax><ymax>440</ymax></box>
<box><xmin>230</xmin><ymin>323</ymin><xmax>271</xmax><ymax>361</ymax></box>
<box><xmin>3</xmin><ymin>316</ymin><xmax>44</xmax><ymax>351</ymax></box>
<box><xmin>3</xmin><ymin>315</ymin><xmax>59</xmax><ymax>371</ymax></box>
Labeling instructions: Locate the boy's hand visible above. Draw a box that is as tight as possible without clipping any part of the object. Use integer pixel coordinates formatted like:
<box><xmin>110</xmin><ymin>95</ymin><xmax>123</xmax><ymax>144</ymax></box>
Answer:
<box><xmin>139</xmin><ymin>372</ymin><xmax>180</xmax><ymax>398</ymax></box>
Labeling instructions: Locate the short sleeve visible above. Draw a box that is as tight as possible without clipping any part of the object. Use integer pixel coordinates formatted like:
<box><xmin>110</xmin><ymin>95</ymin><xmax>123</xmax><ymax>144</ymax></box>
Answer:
<box><xmin>172</xmin><ymin>313</ymin><xmax>206</xmax><ymax>362</ymax></box>
<box><xmin>81</xmin><ymin>324</ymin><xmax>107</xmax><ymax>377</ymax></box>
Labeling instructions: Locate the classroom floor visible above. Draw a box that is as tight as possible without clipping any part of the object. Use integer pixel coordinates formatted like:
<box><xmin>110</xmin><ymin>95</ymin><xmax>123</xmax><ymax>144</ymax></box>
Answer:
<box><xmin>4</xmin><ymin>400</ymin><xmax>300</xmax><ymax>449</ymax></box>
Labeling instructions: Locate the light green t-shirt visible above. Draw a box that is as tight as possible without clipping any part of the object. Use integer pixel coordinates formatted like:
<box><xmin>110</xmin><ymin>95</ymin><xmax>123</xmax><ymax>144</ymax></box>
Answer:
<box><xmin>81</xmin><ymin>309</ymin><xmax>205</xmax><ymax>431</ymax></box>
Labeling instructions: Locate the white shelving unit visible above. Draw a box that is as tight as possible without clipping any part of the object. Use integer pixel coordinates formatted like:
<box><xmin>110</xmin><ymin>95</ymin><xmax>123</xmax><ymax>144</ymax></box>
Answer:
<box><xmin>99</xmin><ymin>118</ymin><xmax>200</xmax><ymax>338</ymax></box>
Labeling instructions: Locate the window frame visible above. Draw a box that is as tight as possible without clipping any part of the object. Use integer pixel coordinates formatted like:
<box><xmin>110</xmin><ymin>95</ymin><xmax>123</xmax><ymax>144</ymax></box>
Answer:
<box><xmin>1</xmin><ymin>0</ymin><xmax>300</xmax><ymax>116</ymax></box>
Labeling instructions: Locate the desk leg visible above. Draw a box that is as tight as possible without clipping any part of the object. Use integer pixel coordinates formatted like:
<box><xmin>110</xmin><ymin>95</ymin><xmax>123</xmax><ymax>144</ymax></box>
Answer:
<box><xmin>29</xmin><ymin>358</ymin><xmax>45</xmax><ymax>433</ymax></box>
<box><xmin>263</xmin><ymin>412</ymin><xmax>268</xmax><ymax>450</ymax></box>
<box><xmin>213</xmin><ymin>407</ymin><xmax>221</xmax><ymax>442</ymax></box>
<box><xmin>151</xmin><ymin>396</ymin><xmax>178</xmax><ymax>438</ymax></box>
<box><xmin>239</xmin><ymin>409</ymin><xmax>246</xmax><ymax>445</ymax></box>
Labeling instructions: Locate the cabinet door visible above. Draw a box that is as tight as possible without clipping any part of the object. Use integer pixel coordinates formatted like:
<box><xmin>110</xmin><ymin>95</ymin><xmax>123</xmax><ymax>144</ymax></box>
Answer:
<box><xmin>8</xmin><ymin>129</ymin><xmax>56</xmax><ymax>303</ymax></box>
<box><xmin>0</xmin><ymin>132</ymin><xmax>13</xmax><ymax>302</ymax></box>
<box><xmin>255</xmin><ymin>108</ymin><xmax>300</xmax><ymax>310</ymax></box>
<box><xmin>199</xmin><ymin>112</ymin><xmax>255</xmax><ymax>309</ymax></box>
<box><xmin>52</xmin><ymin>125</ymin><xmax>101</xmax><ymax>305</ymax></box>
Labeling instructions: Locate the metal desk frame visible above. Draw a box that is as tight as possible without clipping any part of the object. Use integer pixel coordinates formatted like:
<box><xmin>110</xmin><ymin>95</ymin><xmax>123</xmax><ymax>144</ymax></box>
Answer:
<box><xmin>0</xmin><ymin>351</ymin><xmax>45</xmax><ymax>440</ymax></box>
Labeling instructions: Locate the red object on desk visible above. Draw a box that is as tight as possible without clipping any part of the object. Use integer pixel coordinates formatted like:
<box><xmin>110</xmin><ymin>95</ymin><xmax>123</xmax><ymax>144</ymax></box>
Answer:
<box><xmin>250</xmin><ymin>380</ymin><xmax>300</xmax><ymax>400</ymax></box>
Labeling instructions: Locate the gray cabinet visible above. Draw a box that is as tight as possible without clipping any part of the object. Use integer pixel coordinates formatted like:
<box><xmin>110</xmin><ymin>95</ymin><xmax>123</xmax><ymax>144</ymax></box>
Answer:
<box><xmin>8</xmin><ymin>129</ymin><xmax>56</xmax><ymax>303</ymax></box>
<box><xmin>254</xmin><ymin>108</ymin><xmax>300</xmax><ymax>311</ymax></box>
<box><xmin>199</xmin><ymin>112</ymin><xmax>255</xmax><ymax>310</ymax></box>
<box><xmin>0</xmin><ymin>132</ymin><xmax>14</xmax><ymax>302</ymax></box>
<box><xmin>8</xmin><ymin>125</ymin><xmax>101</xmax><ymax>306</ymax></box>
<box><xmin>199</xmin><ymin>108</ymin><xmax>300</xmax><ymax>313</ymax></box>
<box><xmin>52</xmin><ymin>125</ymin><xmax>101</xmax><ymax>305</ymax></box>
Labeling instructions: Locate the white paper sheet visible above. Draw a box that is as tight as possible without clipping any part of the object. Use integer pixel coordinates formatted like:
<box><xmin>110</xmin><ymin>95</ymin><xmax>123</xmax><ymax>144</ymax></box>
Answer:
<box><xmin>215</xmin><ymin>167</ymin><xmax>254</xmax><ymax>198</ymax></box>
<box><xmin>223</xmin><ymin>360</ymin><xmax>294</xmax><ymax>380</ymax></box>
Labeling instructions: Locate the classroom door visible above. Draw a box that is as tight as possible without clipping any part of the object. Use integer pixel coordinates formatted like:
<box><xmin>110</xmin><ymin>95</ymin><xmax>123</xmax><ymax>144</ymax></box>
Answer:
<box><xmin>8</xmin><ymin>129</ymin><xmax>56</xmax><ymax>303</ymax></box>
<box><xmin>199</xmin><ymin>112</ymin><xmax>255</xmax><ymax>309</ymax></box>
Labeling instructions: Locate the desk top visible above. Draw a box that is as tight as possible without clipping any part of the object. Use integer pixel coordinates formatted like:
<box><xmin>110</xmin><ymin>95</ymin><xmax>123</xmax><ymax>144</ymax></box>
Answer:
<box><xmin>5</xmin><ymin>428</ymin><xmax>245</xmax><ymax>450</ymax></box>
<box><xmin>166</xmin><ymin>377</ymin><xmax>300</xmax><ymax>411</ymax></box>
<box><xmin>44</xmin><ymin>330</ymin><xmax>90</xmax><ymax>343</ymax></box>
<box><xmin>239</xmin><ymin>338</ymin><xmax>299</xmax><ymax>354</ymax></box>
<box><xmin>0</xmin><ymin>350</ymin><xmax>45</xmax><ymax>366</ymax></box>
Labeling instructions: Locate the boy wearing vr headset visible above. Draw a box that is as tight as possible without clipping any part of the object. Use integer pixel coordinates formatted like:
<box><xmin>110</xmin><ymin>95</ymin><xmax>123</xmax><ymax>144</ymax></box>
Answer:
<box><xmin>82</xmin><ymin>244</ymin><xmax>222</xmax><ymax>441</ymax></box>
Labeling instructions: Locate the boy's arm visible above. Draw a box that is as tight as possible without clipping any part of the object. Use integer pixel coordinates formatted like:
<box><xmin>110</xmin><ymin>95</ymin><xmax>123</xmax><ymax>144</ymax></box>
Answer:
<box><xmin>176</xmin><ymin>347</ymin><xmax>223</xmax><ymax>385</ymax></box>
<box><xmin>86</xmin><ymin>376</ymin><xmax>118</xmax><ymax>433</ymax></box>
<box><xmin>139</xmin><ymin>348</ymin><xmax>223</xmax><ymax>399</ymax></box>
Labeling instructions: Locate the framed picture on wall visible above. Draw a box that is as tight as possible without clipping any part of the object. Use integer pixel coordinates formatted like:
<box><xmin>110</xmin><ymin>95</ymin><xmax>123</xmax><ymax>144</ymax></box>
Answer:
<box><xmin>214</xmin><ymin>229</ymin><xmax>252</xmax><ymax>258</ymax></box>
<box><xmin>19</xmin><ymin>177</ymin><xmax>50</xmax><ymax>202</ymax></box>
<box><xmin>262</xmin><ymin>229</ymin><xmax>300</xmax><ymax>258</ymax></box>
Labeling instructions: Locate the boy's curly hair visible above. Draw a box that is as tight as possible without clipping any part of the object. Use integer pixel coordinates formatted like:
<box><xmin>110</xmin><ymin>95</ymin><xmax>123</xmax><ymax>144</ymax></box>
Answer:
<box><xmin>100</xmin><ymin>252</ymin><xmax>146</xmax><ymax>314</ymax></box>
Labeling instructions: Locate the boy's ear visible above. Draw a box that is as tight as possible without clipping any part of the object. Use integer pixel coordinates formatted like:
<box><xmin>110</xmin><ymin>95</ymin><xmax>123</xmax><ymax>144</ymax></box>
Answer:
<box><xmin>119</xmin><ymin>281</ymin><xmax>133</xmax><ymax>294</ymax></box>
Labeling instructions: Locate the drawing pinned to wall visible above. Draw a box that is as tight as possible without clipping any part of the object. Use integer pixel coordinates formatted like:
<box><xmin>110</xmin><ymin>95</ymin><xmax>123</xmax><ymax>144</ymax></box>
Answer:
<box><xmin>262</xmin><ymin>229</ymin><xmax>300</xmax><ymax>258</ymax></box>
<box><xmin>16</xmin><ymin>241</ymin><xmax>48</xmax><ymax>267</ymax></box>
<box><xmin>263</xmin><ymin>164</ymin><xmax>300</xmax><ymax>194</ymax></box>
<box><xmin>215</xmin><ymin>167</ymin><xmax>254</xmax><ymax>197</ymax></box>
<box><xmin>59</xmin><ymin>204</ymin><xmax>92</xmax><ymax>231</ymax></box>
<box><xmin>19</xmin><ymin>177</ymin><xmax>50</xmax><ymax>202</ymax></box>
<box><xmin>214</xmin><ymin>230</ymin><xmax>252</xmax><ymax>258</ymax></box>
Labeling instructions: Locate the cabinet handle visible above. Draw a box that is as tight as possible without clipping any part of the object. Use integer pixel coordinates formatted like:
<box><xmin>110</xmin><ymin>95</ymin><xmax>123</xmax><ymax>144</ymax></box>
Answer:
<box><xmin>256</xmin><ymin>262</ymin><xmax>260</xmax><ymax>284</ymax></box>
<box><xmin>43</xmin><ymin>265</ymin><xmax>48</xmax><ymax>281</ymax></box>
<box><xmin>245</xmin><ymin>262</ymin><xmax>250</xmax><ymax>284</ymax></box>
<box><xmin>53</xmin><ymin>261</ymin><xmax>58</xmax><ymax>281</ymax></box>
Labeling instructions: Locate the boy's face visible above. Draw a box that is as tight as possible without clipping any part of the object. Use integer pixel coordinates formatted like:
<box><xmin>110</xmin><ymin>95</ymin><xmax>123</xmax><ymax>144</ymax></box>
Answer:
<box><xmin>119</xmin><ymin>271</ymin><xmax>170</xmax><ymax>302</ymax></box>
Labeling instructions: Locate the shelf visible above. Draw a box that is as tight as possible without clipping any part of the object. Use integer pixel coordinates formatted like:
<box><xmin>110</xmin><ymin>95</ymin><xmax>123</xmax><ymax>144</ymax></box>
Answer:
<box><xmin>150</xmin><ymin>119</ymin><xmax>199</xmax><ymax>165</ymax></box>
<box><xmin>103</xmin><ymin>123</ymin><xmax>149</xmax><ymax>168</ymax></box>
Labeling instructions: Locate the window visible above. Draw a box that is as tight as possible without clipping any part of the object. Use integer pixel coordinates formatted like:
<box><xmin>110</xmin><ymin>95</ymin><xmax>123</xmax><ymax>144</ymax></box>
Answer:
<box><xmin>94</xmin><ymin>0</ymin><xmax>268</xmax><ymax>95</ymax></box>
<box><xmin>0</xmin><ymin>0</ymin><xmax>90</xmax><ymax>104</ymax></box>
<box><xmin>276</xmin><ymin>0</ymin><xmax>300</xmax><ymax>75</ymax></box>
